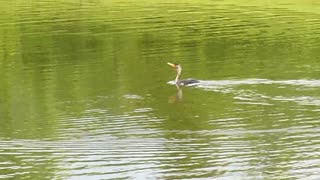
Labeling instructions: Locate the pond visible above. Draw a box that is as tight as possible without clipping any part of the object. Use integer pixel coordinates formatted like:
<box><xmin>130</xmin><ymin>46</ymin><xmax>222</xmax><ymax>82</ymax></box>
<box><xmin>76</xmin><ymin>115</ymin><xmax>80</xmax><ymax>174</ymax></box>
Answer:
<box><xmin>0</xmin><ymin>0</ymin><xmax>320</xmax><ymax>179</ymax></box>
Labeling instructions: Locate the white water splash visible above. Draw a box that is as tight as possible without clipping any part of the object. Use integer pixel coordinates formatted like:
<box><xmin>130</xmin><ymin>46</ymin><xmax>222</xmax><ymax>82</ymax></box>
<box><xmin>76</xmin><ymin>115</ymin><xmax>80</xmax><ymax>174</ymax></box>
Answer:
<box><xmin>168</xmin><ymin>79</ymin><xmax>320</xmax><ymax>106</ymax></box>
<box><xmin>197</xmin><ymin>79</ymin><xmax>320</xmax><ymax>88</ymax></box>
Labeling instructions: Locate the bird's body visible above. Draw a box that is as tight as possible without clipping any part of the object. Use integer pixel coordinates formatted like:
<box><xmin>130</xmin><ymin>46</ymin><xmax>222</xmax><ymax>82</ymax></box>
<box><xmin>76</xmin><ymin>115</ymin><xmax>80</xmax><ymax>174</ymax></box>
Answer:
<box><xmin>176</xmin><ymin>78</ymin><xmax>199</xmax><ymax>86</ymax></box>
<box><xmin>167</xmin><ymin>62</ymin><xmax>200</xmax><ymax>86</ymax></box>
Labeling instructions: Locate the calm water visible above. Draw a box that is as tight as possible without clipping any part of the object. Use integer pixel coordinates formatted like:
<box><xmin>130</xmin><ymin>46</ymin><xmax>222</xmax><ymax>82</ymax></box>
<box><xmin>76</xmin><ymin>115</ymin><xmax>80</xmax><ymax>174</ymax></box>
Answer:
<box><xmin>1</xmin><ymin>1</ymin><xmax>320</xmax><ymax>179</ymax></box>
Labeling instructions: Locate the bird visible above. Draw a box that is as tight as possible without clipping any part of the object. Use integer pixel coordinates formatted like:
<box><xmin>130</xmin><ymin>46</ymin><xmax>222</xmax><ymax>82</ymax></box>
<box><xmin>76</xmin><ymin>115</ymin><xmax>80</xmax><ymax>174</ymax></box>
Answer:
<box><xmin>167</xmin><ymin>62</ymin><xmax>200</xmax><ymax>86</ymax></box>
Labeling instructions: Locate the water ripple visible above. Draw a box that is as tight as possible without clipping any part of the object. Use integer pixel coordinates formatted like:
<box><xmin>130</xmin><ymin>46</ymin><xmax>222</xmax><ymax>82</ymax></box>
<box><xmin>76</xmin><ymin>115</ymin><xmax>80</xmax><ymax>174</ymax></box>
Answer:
<box><xmin>1</xmin><ymin>1</ymin><xmax>320</xmax><ymax>179</ymax></box>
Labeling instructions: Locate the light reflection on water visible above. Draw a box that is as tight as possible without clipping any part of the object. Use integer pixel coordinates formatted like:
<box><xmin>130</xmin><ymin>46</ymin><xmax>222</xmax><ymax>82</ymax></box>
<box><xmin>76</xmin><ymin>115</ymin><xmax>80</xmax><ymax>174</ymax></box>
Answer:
<box><xmin>1</xmin><ymin>0</ymin><xmax>320</xmax><ymax>179</ymax></box>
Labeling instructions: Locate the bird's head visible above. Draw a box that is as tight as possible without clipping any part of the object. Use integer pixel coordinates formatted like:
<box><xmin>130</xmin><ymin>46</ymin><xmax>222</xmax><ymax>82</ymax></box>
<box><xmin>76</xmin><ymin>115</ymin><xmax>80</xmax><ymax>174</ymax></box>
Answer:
<box><xmin>167</xmin><ymin>62</ymin><xmax>181</xmax><ymax>72</ymax></box>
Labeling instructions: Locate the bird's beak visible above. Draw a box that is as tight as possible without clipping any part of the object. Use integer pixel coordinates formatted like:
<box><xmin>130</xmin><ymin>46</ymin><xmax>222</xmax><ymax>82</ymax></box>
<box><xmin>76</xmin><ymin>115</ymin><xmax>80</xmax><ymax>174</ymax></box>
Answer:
<box><xmin>167</xmin><ymin>62</ymin><xmax>176</xmax><ymax>68</ymax></box>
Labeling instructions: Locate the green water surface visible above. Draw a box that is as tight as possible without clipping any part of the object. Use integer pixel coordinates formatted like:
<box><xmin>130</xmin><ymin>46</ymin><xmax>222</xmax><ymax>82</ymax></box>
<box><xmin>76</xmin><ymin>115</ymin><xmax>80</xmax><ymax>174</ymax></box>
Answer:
<box><xmin>1</xmin><ymin>1</ymin><xmax>320</xmax><ymax>179</ymax></box>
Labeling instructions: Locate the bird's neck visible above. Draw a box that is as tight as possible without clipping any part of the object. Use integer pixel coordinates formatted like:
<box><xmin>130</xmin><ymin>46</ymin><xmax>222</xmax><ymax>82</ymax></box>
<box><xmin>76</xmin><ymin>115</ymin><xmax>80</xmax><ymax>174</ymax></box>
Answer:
<box><xmin>175</xmin><ymin>69</ymin><xmax>181</xmax><ymax>83</ymax></box>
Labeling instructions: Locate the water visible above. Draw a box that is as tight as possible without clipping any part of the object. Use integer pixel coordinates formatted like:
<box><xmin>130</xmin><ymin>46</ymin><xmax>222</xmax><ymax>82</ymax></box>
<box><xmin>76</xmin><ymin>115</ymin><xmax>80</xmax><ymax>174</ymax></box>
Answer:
<box><xmin>1</xmin><ymin>0</ymin><xmax>320</xmax><ymax>179</ymax></box>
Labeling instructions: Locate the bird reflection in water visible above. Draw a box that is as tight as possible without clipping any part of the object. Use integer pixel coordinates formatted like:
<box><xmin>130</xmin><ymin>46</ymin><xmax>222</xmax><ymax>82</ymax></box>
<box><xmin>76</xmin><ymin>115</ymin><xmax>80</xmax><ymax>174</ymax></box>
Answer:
<box><xmin>169</xmin><ymin>84</ymin><xmax>183</xmax><ymax>103</ymax></box>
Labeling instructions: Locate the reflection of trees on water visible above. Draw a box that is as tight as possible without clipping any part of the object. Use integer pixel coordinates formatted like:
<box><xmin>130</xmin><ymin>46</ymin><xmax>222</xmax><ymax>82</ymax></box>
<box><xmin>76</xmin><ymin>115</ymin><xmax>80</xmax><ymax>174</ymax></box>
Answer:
<box><xmin>0</xmin><ymin>1</ymin><xmax>320</xmax><ymax>179</ymax></box>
